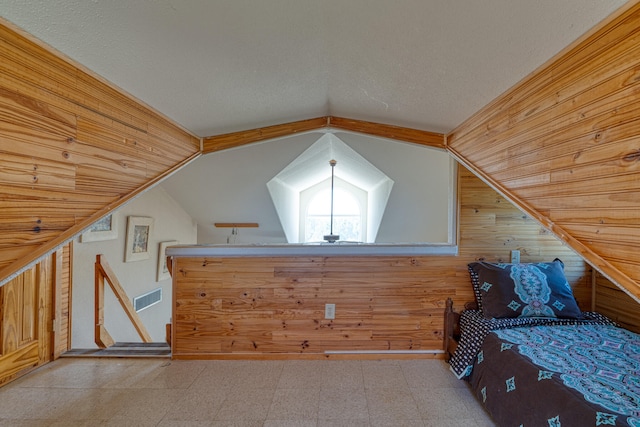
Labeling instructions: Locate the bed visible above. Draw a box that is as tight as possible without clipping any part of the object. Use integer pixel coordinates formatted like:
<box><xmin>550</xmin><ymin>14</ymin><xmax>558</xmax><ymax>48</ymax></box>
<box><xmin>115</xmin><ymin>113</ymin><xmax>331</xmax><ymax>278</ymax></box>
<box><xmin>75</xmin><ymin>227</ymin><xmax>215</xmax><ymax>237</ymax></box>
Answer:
<box><xmin>445</xmin><ymin>259</ymin><xmax>640</xmax><ymax>427</ymax></box>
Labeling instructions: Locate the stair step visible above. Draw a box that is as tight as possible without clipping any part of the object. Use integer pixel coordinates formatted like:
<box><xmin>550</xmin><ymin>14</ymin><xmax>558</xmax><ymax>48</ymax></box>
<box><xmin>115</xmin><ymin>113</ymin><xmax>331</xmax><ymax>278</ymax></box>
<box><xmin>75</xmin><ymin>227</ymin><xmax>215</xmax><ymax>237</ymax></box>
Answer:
<box><xmin>62</xmin><ymin>342</ymin><xmax>170</xmax><ymax>358</ymax></box>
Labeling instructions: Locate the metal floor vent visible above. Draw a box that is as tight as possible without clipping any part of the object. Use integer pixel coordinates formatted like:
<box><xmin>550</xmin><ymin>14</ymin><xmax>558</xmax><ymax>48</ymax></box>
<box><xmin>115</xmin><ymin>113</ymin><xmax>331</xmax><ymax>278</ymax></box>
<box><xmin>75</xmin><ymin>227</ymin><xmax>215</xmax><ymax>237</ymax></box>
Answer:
<box><xmin>134</xmin><ymin>288</ymin><xmax>162</xmax><ymax>312</ymax></box>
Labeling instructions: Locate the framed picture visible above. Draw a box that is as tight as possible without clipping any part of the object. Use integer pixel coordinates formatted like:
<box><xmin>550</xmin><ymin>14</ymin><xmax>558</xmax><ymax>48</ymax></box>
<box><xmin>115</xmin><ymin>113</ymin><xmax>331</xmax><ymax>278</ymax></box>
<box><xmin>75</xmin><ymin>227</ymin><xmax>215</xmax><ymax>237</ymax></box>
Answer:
<box><xmin>125</xmin><ymin>216</ymin><xmax>154</xmax><ymax>262</ymax></box>
<box><xmin>157</xmin><ymin>240</ymin><xmax>178</xmax><ymax>281</ymax></box>
<box><xmin>80</xmin><ymin>213</ymin><xmax>119</xmax><ymax>243</ymax></box>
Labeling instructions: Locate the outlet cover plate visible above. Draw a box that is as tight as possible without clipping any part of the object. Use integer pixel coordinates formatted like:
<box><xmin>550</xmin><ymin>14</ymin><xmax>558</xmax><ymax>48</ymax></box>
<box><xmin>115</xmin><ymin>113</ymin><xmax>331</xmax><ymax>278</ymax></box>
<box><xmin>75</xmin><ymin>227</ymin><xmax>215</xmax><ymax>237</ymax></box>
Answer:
<box><xmin>325</xmin><ymin>303</ymin><xmax>335</xmax><ymax>320</ymax></box>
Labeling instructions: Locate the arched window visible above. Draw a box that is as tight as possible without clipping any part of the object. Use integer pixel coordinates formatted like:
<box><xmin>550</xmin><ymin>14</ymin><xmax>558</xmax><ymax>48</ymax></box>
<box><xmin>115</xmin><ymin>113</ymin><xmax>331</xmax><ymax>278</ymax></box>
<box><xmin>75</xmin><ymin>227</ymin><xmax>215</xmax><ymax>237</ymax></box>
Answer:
<box><xmin>300</xmin><ymin>178</ymin><xmax>367</xmax><ymax>243</ymax></box>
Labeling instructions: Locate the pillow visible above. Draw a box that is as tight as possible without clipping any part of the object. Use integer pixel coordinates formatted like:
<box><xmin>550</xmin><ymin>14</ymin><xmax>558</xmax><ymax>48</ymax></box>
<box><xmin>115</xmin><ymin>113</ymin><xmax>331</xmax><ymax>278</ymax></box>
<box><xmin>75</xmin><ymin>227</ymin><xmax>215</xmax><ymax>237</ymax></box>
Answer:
<box><xmin>467</xmin><ymin>259</ymin><xmax>582</xmax><ymax>319</ymax></box>
<box><xmin>467</xmin><ymin>264</ymin><xmax>485</xmax><ymax>312</ymax></box>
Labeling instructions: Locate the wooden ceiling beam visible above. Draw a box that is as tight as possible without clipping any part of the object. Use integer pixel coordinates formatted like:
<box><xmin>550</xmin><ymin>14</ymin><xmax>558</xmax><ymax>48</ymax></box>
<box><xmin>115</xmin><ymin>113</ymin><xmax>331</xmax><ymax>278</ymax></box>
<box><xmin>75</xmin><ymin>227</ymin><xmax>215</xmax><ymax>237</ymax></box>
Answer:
<box><xmin>328</xmin><ymin>116</ymin><xmax>445</xmax><ymax>149</ymax></box>
<box><xmin>202</xmin><ymin>116</ymin><xmax>446</xmax><ymax>154</ymax></box>
<box><xmin>202</xmin><ymin>117</ymin><xmax>329</xmax><ymax>154</ymax></box>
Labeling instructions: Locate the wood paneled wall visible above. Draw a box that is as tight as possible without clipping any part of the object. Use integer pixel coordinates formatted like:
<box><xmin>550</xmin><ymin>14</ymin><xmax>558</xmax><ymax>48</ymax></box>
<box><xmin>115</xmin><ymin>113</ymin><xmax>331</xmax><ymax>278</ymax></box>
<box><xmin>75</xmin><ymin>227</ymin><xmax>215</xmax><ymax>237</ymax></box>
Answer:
<box><xmin>456</xmin><ymin>168</ymin><xmax>592</xmax><ymax>307</ymax></box>
<box><xmin>53</xmin><ymin>244</ymin><xmax>72</xmax><ymax>358</ymax></box>
<box><xmin>0</xmin><ymin>245</ymin><xmax>71</xmax><ymax>385</ymax></box>
<box><xmin>0</xmin><ymin>19</ymin><xmax>201</xmax><ymax>284</ymax></box>
<box><xmin>171</xmin><ymin>166</ymin><xmax>590</xmax><ymax>359</ymax></box>
<box><xmin>173</xmin><ymin>255</ymin><xmax>458</xmax><ymax>358</ymax></box>
<box><xmin>447</xmin><ymin>3</ymin><xmax>640</xmax><ymax>302</ymax></box>
<box><xmin>594</xmin><ymin>272</ymin><xmax>640</xmax><ymax>333</ymax></box>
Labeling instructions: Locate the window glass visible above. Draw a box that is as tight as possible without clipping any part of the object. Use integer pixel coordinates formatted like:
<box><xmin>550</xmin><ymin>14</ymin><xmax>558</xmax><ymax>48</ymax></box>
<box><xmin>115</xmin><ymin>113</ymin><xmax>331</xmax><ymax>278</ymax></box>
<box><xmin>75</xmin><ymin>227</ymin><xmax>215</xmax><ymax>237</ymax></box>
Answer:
<box><xmin>305</xmin><ymin>187</ymin><xmax>362</xmax><ymax>242</ymax></box>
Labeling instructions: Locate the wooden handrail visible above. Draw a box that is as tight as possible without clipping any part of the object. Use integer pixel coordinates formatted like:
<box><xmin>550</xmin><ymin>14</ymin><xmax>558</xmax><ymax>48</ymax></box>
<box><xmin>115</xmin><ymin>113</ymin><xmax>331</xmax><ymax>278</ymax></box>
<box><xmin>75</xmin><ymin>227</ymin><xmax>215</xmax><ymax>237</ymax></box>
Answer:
<box><xmin>94</xmin><ymin>254</ymin><xmax>152</xmax><ymax>348</ymax></box>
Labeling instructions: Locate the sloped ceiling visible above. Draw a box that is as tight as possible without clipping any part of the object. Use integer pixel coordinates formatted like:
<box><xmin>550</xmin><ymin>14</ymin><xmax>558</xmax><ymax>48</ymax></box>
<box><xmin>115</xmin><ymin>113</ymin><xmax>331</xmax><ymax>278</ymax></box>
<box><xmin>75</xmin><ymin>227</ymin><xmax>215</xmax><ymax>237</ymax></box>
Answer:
<box><xmin>0</xmin><ymin>1</ymin><xmax>627</xmax><ymax>137</ymax></box>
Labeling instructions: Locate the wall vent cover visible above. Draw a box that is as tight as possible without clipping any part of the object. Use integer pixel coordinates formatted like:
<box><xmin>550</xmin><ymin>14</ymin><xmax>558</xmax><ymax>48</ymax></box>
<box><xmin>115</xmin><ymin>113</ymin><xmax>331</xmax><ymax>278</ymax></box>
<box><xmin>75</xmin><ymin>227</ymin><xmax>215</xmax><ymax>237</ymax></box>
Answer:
<box><xmin>134</xmin><ymin>288</ymin><xmax>162</xmax><ymax>312</ymax></box>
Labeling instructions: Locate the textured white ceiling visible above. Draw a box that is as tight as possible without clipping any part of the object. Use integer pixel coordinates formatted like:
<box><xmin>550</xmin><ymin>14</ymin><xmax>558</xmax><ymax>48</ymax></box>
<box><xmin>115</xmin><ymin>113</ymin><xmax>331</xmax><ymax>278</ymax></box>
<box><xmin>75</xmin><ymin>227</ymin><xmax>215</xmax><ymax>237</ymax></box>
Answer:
<box><xmin>0</xmin><ymin>0</ymin><xmax>628</xmax><ymax>136</ymax></box>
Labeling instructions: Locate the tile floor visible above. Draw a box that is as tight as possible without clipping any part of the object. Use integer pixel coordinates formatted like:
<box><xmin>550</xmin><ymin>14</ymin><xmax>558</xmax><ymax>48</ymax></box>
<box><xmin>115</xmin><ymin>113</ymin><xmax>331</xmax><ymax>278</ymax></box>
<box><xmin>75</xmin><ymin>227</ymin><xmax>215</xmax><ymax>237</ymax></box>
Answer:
<box><xmin>0</xmin><ymin>358</ymin><xmax>496</xmax><ymax>426</ymax></box>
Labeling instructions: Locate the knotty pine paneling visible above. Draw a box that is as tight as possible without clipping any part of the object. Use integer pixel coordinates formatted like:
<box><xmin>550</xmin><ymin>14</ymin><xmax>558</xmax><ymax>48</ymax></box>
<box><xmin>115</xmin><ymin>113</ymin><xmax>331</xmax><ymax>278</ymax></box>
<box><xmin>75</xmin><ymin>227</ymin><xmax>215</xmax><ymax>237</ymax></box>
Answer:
<box><xmin>172</xmin><ymin>255</ymin><xmax>459</xmax><ymax>358</ymax></box>
<box><xmin>0</xmin><ymin>255</ymin><xmax>55</xmax><ymax>386</ymax></box>
<box><xmin>0</xmin><ymin>247</ymin><xmax>69</xmax><ymax>384</ymax></box>
<box><xmin>171</xmin><ymin>166</ymin><xmax>590</xmax><ymax>359</ymax></box>
<box><xmin>53</xmin><ymin>244</ymin><xmax>72</xmax><ymax>358</ymax></box>
<box><xmin>448</xmin><ymin>2</ymin><xmax>640</xmax><ymax>302</ymax></box>
<box><xmin>458</xmin><ymin>167</ymin><xmax>592</xmax><ymax>307</ymax></box>
<box><xmin>0</xmin><ymin>19</ymin><xmax>200</xmax><ymax>283</ymax></box>
<box><xmin>594</xmin><ymin>271</ymin><xmax>640</xmax><ymax>333</ymax></box>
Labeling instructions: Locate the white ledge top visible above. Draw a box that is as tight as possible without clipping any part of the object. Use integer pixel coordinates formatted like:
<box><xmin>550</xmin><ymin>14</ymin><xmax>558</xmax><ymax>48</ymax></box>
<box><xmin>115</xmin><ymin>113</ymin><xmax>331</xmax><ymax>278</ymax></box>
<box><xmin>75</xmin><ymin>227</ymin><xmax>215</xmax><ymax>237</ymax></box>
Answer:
<box><xmin>165</xmin><ymin>243</ymin><xmax>458</xmax><ymax>258</ymax></box>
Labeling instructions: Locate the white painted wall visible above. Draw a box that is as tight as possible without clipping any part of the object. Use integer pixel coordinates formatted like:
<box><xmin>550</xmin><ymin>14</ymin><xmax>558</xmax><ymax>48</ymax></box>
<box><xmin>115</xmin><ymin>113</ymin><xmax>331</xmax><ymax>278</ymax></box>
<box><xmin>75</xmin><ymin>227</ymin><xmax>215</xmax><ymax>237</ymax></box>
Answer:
<box><xmin>72</xmin><ymin>186</ymin><xmax>197</xmax><ymax>348</ymax></box>
<box><xmin>161</xmin><ymin>131</ymin><xmax>455</xmax><ymax>244</ymax></box>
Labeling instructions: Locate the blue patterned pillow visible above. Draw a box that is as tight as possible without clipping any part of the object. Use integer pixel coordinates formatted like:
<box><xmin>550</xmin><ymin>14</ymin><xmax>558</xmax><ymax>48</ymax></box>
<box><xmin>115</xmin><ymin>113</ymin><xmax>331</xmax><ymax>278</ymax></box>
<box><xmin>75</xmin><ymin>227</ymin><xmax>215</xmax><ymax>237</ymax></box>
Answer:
<box><xmin>468</xmin><ymin>259</ymin><xmax>582</xmax><ymax>319</ymax></box>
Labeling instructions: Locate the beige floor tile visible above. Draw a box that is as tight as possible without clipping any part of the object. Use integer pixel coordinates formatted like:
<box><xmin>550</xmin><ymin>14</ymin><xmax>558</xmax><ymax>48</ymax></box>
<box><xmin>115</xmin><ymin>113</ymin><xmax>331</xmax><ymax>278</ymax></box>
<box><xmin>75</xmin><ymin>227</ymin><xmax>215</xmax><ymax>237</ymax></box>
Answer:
<box><xmin>102</xmin><ymin>419</ymin><xmax>159</xmax><ymax>427</ymax></box>
<box><xmin>13</xmin><ymin>358</ymin><xmax>132</xmax><ymax>389</ymax></box>
<box><xmin>48</xmin><ymin>421</ymin><xmax>111</xmax><ymax>427</ymax></box>
<box><xmin>320</xmin><ymin>360</ymin><xmax>364</xmax><ymax>389</ymax></box>
<box><xmin>209</xmin><ymin>421</ymin><xmax>265</xmax><ymax>427</ymax></box>
<box><xmin>0</xmin><ymin>357</ymin><xmax>497</xmax><ymax>426</ymax></box>
<box><xmin>109</xmin><ymin>388</ymin><xmax>184</xmax><ymax>424</ymax></box>
<box><xmin>370</xmin><ymin>420</ymin><xmax>426</xmax><ymax>427</ymax></box>
<box><xmin>400</xmin><ymin>359</ymin><xmax>464</xmax><ymax>389</ymax></box>
<box><xmin>317</xmin><ymin>420</ymin><xmax>370</xmax><ymax>427</ymax></box>
<box><xmin>411</xmin><ymin>386</ymin><xmax>474</xmax><ymax>421</ymax></box>
<box><xmin>157</xmin><ymin>421</ymin><xmax>214</xmax><ymax>427</ymax></box>
<box><xmin>161</xmin><ymin>386</ymin><xmax>229</xmax><ymax>421</ymax></box>
<box><xmin>264</xmin><ymin>421</ymin><xmax>318</xmax><ymax>427</ymax></box>
<box><xmin>365</xmin><ymin>387</ymin><xmax>422</xmax><ymax>422</ymax></box>
<box><xmin>423</xmin><ymin>420</ymin><xmax>479</xmax><ymax>427</ymax></box>
<box><xmin>362</xmin><ymin>360</ymin><xmax>409</xmax><ymax>389</ymax></box>
<box><xmin>318</xmin><ymin>387</ymin><xmax>369</xmax><ymax>420</ymax></box>
<box><xmin>101</xmin><ymin>359</ymin><xmax>169</xmax><ymax>389</ymax></box>
<box><xmin>0</xmin><ymin>420</ymin><xmax>52</xmax><ymax>427</ymax></box>
<box><xmin>0</xmin><ymin>387</ymin><xmax>74</xmax><ymax>420</ymax></box>
<box><xmin>53</xmin><ymin>388</ymin><xmax>132</xmax><ymax>421</ymax></box>
<box><xmin>214</xmin><ymin>386</ymin><xmax>275</xmax><ymax>421</ymax></box>
<box><xmin>277</xmin><ymin>360</ymin><xmax>326</xmax><ymax>388</ymax></box>
<box><xmin>231</xmin><ymin>360</ymin><xmax>284</xmax><ymax>391</ymax></box>
<box><xmin>267</xmin><ymin>388</ymin><xmax>320</xmax><ymax>420</ymax></box>
<box><xmin>134</xmin><ymin>360</ymin><xmax>206</xmax><ymax>389</ymax></box>
<box><xmin>189</xmin><ymin>362</ymin><xmax>243</xmax><ymax>391</ymax></box>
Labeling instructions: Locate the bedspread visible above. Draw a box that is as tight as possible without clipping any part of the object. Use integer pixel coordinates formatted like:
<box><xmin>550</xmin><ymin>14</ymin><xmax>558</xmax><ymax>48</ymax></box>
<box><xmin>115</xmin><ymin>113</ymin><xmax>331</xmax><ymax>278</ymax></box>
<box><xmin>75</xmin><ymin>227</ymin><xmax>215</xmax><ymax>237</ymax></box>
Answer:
<box><xmin>468</xmin><ymin>324</ymin><xmax>640</xmax><ymax>427</ymax></box>
<box><xmin>448</xmin><ymin>309</ymin><xmax>616</xmax><ymax>379</ymax></box>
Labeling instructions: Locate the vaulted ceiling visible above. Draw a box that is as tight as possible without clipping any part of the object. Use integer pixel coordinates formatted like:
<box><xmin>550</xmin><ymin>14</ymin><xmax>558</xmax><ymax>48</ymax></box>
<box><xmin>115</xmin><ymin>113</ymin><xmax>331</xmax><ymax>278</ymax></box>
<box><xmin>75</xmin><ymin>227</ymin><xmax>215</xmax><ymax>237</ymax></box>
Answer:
<box><xmin>0</xmin><ymin>1</ymin><xmax>627</xmax><ymax>137</ymax></box>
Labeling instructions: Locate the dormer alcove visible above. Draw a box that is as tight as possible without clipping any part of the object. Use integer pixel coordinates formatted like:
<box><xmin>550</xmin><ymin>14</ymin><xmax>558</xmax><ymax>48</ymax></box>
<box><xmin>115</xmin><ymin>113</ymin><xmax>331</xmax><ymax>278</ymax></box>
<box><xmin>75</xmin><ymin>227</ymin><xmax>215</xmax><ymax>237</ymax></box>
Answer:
<box><xmin>267</xmin><ymin>131</ymin><xmax>394</xmax><ymax>243</ymax></box>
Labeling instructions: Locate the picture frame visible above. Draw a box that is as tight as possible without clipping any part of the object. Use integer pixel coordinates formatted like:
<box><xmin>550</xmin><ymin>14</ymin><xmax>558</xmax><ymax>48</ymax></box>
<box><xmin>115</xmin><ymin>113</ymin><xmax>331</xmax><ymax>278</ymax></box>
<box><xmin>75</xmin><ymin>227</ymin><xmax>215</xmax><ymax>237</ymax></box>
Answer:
<box><xmin>80</xmin><ymin>213</ymin><xmax>119</xmax><ymax>243</ymax></box>
<box><xmin>157</xmin><ymin>240</ymin><xmax>178</xmax><ymax>281</ymax></box>
<box><xmin>124</xmin><ymin>216</ymin><xmax>154</xmax><ymax>262</ymax></box>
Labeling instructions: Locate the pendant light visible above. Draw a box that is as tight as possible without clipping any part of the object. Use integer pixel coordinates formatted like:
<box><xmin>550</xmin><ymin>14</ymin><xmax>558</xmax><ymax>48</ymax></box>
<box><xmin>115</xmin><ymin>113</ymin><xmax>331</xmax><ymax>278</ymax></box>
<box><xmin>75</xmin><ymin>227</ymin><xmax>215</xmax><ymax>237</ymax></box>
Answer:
<box><xmin>323</xmin><ymin>159</ymin><xmax>340</xmax><ymax>243</ymax></box>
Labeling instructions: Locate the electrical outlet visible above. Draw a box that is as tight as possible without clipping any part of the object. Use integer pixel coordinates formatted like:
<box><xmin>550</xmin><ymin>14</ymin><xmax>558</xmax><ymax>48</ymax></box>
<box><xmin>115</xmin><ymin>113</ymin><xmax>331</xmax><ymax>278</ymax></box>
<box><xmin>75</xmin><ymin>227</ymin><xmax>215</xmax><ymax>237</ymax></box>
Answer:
<box><xmin>325</xmin><ymin>303</ymin><xmax>335</xmax><ymax>320</ymax></box>
<box><xmin>511</xmin><ymin>250</ymin><xmax>521</xmax><ymax>264</ymax></box>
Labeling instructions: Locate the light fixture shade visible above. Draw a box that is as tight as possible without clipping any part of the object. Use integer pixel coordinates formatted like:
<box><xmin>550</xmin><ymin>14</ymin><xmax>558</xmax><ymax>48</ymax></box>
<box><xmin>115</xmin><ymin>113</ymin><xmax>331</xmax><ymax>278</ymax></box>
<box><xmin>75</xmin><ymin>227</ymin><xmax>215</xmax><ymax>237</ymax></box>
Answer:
<box><xmin>323</xmin><ymin>234</ymin><xmax>340</xmax><ymax>243</ymax></box>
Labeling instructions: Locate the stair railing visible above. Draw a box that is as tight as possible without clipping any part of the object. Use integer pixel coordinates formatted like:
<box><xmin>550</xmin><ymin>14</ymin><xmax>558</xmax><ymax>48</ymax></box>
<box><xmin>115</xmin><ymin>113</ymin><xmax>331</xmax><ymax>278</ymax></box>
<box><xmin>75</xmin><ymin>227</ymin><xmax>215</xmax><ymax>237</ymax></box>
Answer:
<box><xmin>94</xmin><ymin>254</ymin><xmax>152</xmax><ymax>348</ymax></box>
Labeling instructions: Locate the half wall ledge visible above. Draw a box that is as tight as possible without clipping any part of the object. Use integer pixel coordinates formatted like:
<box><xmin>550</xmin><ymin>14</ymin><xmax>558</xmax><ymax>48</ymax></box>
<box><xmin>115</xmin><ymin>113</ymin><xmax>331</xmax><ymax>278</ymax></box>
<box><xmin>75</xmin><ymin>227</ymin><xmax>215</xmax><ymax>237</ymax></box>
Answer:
<box><xmin>165</xmin><ymin>243</ymin><xmax>458</xmax><ymax>258</ymax></box>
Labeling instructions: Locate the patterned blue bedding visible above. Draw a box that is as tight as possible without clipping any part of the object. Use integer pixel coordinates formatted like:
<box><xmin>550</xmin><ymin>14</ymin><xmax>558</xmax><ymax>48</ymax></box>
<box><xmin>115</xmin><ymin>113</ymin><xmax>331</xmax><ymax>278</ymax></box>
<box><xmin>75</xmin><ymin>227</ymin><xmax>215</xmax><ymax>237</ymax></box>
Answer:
<box><xmin>468</xmin><ymin>324</ymin><xmax>640</xmax><ymax>426</ymax></box>
<box><xmin>448</xmin><ymin>309</ymin><xmax>616</xmax><ymax>379</ymax></box>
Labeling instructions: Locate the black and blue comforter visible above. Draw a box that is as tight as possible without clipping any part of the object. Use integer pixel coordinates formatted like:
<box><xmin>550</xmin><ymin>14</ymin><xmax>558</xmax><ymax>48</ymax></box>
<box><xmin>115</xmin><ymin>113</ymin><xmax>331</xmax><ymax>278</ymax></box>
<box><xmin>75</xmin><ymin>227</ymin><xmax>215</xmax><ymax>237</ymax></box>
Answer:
<box><xmin>449</xmin><ymin>310</ymin><xmax>640</xmax><ymax>426</ymax></box>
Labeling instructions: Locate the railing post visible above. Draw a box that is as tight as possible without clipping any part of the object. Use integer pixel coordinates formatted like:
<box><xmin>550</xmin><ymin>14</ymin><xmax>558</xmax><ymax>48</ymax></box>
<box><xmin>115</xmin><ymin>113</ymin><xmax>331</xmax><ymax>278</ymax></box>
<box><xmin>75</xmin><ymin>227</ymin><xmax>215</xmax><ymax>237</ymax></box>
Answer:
<box><xmin>95</xmin><ymin>254</ymin><xmax>115</xmax><ymax>348</ymax></box>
